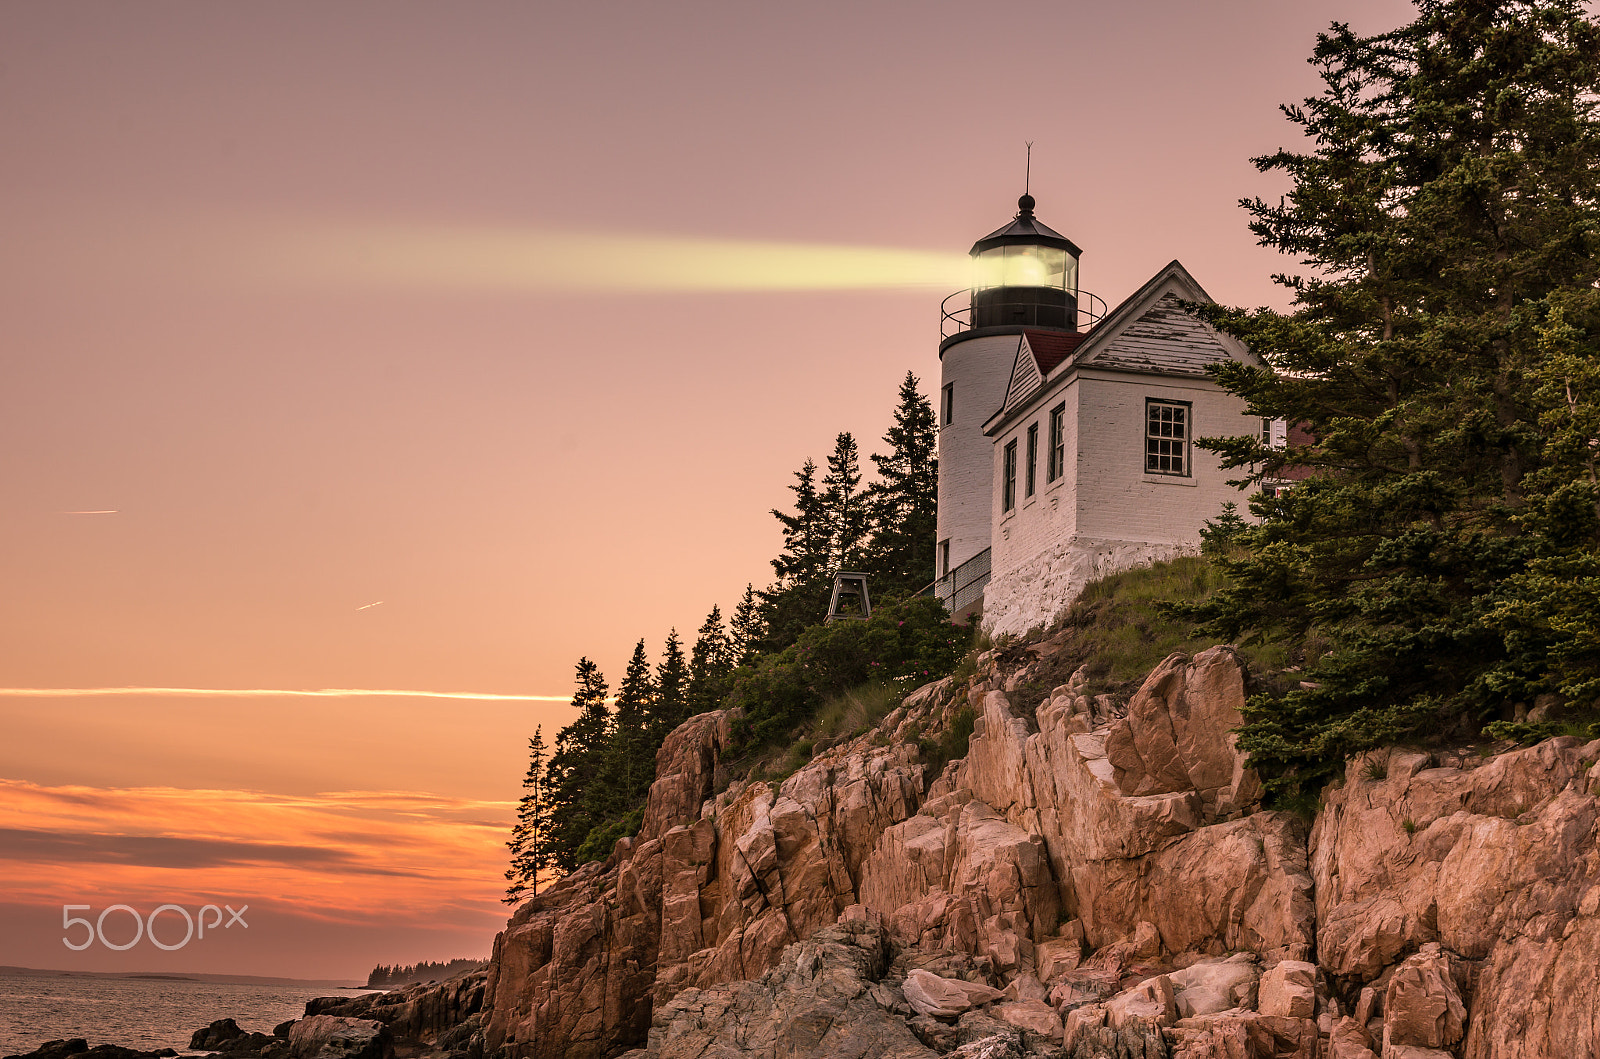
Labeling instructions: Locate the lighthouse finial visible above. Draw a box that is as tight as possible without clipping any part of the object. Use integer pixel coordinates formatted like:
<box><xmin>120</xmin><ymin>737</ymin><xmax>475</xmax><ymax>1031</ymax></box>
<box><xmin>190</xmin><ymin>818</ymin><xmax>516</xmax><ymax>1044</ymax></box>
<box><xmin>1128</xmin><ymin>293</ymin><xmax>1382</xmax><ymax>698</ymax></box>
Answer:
<box><xmin>1019</xmin><ymin>142</ymin><xmax>1035</xmax><ymax>215</ymax></box>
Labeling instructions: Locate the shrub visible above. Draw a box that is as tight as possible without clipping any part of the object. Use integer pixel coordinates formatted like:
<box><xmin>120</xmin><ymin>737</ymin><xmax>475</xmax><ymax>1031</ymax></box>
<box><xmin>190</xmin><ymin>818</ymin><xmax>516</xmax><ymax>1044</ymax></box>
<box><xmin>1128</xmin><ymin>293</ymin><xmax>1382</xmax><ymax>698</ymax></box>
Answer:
<box><xmin>573</xmin><ymin>806</ymin><xmax>644</xmax><ymax>866</ymax></box>
<box><xmin>918</xmin><ymin>705</ymin><xmax>977</xmax><ymax>777</ymax></box>
<box><xmin>727</xmin><ymin>595</ymin><xmax>973</xmax><ymax>750</ymax></box>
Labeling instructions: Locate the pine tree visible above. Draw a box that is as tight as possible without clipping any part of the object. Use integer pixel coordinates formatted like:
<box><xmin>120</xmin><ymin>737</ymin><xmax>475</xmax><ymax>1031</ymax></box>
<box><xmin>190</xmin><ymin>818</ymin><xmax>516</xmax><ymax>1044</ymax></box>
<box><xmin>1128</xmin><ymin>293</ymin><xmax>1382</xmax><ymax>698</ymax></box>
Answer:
<box><xmin>769</xmin><ymin>459</ymin><xmax>830</xmax><ymax>586</ymax></box>
<box><xmin>652</xmin><ymin>628</ymin><xmax>690</xmax><ymax>739</ymax></box>
<box><xmin>1184</xmin><ymin>0</ymin><xmax>1600</xmax><ymax>799</ymax></box>
<box><xmin>599</xmin><ymin>640</ymin><xmax>657</xmax><ymax>813</ymax></box>
<box><xmin>504</xmin><ymin>726</ymin><xmax>552</xmax><ymax>903</ymax></box>
<box><xmin>864</xmin><ymin>372</ymin><xmax>939</xmax><ymax>598</ymax></box>
<box><xmin>545</xmin><ymin>659</ymin><xmax>611</xmax><ymax>870</ymax></box>
<box><xmin>729</xmin><ymin>583</ymin><xmax>764</xmax><ymax>667</ymax></box>
<box><xmin>687</xmin><ymin>605</ymin><xmax>735</xmax><ymax>714</ymax></box>
<box><xmin>821</xmin><ymin>432</ymin><xmax>868</xmax><ymax>572</ymax></box>
<box><xmin>759</xmin><ymin>458</ymin><xmax>835</xmax><ymax>650</ymax></box>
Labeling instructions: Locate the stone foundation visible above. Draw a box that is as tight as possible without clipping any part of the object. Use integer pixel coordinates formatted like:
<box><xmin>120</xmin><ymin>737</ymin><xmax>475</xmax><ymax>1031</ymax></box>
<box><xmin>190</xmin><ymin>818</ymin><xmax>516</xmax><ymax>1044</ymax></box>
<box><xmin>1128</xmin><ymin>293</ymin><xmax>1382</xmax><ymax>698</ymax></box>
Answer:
<box><xmin>982</xmin><ymin>535</ymin><xmax>1194</xmax><ymax>638</ymax></box>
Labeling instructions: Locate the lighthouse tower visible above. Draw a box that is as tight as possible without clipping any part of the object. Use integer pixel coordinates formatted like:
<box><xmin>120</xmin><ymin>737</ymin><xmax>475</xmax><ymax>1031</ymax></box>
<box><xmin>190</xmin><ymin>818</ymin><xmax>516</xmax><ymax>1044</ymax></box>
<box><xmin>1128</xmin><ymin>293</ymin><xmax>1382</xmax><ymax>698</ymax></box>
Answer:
<box><xmin>934</xmin><ymin>194</ymin><xmax>1089</xmax><ymax>618</ymax></box>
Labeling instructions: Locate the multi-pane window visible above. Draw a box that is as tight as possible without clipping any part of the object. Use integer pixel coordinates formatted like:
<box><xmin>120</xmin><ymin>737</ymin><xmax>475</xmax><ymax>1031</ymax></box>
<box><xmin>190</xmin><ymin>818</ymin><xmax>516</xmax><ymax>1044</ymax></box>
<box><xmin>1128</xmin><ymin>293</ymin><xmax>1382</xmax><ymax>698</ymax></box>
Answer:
<box><xmin>941</xmin><ymin>384</ymin><xmax>954</xmax><ymax>426</ymax></box>
<box><xmin>1048</xmin><ymin>403</ymin><xmax>1065</xmax><ymax>481</ymax></box>
<box><xmin>1145</xmin><ymin>399</ymin><xmax>1189</xmax><ymax>475</ymax></box>
<box><xmin>1025</xmin><ymin>423</ymin><xmax>1038</xmax><ymax>498</ymax></box>
<box><xmin>1002</xmin><ymin>440</ymin><xmax>1018</xmax><ymax>512</ymax></box>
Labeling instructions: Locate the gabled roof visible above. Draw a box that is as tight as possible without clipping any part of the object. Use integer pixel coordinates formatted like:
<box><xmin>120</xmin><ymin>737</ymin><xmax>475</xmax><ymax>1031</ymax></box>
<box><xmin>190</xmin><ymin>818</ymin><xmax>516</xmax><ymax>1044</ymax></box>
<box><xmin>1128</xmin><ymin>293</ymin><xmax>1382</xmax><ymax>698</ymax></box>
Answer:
<box><xmin>997</xmin><ymin>330</ymin><xmax>1091</xmax><ymax>419</ymax></box>
<box><xmin>982</xmin><ymin>260</ymin><xmax>1255</xmax><ymax>437</ymax></box>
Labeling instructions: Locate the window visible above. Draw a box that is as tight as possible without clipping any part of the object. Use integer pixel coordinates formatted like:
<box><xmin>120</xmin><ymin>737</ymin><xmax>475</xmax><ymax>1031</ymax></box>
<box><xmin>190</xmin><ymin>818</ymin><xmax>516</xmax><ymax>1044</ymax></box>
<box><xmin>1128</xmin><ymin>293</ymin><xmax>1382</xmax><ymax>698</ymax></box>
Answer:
<box><xmin>941</xmin><ymin>383</ymin><xmax>954</xmax><ymax>426</ymax></box>
<box><xmin>1002</xmin><ymin>440</ymin><xmax>1018</xmax><ymax>512</ymax></box>
<box><xmin>938</xmin><ymin>539</ymin><xmax>951</xmax><ymax>577</ymax></box>
<box><xmin>1145</xmin><ymin>399</ymin><xmax>1189</xmax><ymax>475</ymax></box>
<box><xmin>1025</xmin><ymin>423</ymin><xmax>1038</xmax><ymax>498</ymax></box>
<box><xmin>1048</xmin><ymin>403</ymin><xmax>1065</xmax><ymax>481</ymax></box>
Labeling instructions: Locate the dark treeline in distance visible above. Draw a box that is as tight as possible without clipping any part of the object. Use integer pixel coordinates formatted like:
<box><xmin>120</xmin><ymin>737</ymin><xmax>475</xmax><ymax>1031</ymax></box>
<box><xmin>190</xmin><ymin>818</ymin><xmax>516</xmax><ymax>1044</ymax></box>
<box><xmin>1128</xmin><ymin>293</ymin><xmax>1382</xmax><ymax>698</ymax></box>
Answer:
<box><xmin>365</xmin><ymin>958</ymin><xmax>485</xmax><ymax>988</ymax></box>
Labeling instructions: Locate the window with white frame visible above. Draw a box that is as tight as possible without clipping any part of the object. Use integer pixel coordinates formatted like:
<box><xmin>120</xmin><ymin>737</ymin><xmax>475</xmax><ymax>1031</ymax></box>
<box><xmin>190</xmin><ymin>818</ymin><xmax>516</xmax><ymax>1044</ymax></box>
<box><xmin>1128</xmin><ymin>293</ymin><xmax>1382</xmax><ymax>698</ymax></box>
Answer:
<box><xmin>1025</xmin><ymin>423</ymin><xmax>1038</xmax><ymax>498</ymax></box>
<box><xmin>1145</xmin><ymin>399</ymin><xmax>1190</xmax><ymax>476</ymax></box>
<box><xmin>1002</xmin><ymin>440</ymin><xmax>1018</xmax><ymax>512</ymax></box>
<box><xmin>1047</xmin><ymin>403</ymin><xmax>1065</xmax><ymax>481</ymax></box>
<box><xmin>941</xmin><ymin>383</ymin><xmax>954</xmax><ymax>426</ymax></box>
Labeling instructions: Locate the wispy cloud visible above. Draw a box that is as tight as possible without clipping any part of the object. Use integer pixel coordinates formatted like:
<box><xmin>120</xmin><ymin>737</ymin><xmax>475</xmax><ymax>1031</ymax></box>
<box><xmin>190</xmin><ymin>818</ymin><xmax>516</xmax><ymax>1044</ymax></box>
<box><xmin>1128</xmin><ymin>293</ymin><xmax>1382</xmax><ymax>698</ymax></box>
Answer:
<box><xmin>0</xmin><ymin>687</ymin><xmax>575</xmax><ymax>702</ymax></box>
<box><xmin>60</xmin><ymin>510</ymin><xmax>118</xmax><ymax>515</ymax></box>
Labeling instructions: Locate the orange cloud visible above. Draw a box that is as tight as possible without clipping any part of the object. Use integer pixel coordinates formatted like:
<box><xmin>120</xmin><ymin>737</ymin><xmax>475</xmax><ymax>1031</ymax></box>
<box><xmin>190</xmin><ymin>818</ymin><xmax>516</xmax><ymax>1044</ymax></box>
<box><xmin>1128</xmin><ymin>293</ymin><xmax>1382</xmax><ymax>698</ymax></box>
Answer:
<box><xmin>0</xmin><ymin>780</ymin><xmax>515</xmax><ymax>928</ymax></box>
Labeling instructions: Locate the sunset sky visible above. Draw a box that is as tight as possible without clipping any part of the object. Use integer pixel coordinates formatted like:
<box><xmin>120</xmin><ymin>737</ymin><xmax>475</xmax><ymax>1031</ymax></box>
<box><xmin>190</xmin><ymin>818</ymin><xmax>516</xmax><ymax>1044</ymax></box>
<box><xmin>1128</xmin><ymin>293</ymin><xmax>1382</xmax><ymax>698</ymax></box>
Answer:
<box><xmin>0</xmin><ymin>0</ymin><xmax>1414</xmax><ymax>979</ymax></box>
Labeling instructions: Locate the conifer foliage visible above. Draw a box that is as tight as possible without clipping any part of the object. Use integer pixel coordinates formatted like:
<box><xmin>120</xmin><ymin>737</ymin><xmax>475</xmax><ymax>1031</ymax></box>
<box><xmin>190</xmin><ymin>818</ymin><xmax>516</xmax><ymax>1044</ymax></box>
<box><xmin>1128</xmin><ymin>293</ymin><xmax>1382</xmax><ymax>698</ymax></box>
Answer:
<box><xmin>1187</xmin><ymin>0</ymin><xmax>1600</xmax><ymax>799</ymax></box>
<box><xmin>760</xmin><ymin>373</ymin><xmax>940</xmax><ymax>649</ymax></box>
<box><xmin>504</xmin><ymin>372</ymin><xmax>950</xmax><ymax>884</ymax></box>
<box><xmin>544</xmin><ymin>659</ymin><xmax>610</xmax><ymax>871</ymax></box>
<box><xmin>504</xmin><ymin>726</ymin><xmax>552</xmax><ymax>903</ymax></box>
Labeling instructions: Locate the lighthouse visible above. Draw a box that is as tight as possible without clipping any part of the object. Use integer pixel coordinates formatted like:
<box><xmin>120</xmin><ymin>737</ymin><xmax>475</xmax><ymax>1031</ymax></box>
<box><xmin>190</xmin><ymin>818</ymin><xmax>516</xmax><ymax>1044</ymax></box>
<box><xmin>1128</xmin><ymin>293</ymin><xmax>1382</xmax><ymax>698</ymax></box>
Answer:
<box><xmin>934</xmin><ymin>194</ymin><xmax>1095</xmax><ymax>619</ymax></box>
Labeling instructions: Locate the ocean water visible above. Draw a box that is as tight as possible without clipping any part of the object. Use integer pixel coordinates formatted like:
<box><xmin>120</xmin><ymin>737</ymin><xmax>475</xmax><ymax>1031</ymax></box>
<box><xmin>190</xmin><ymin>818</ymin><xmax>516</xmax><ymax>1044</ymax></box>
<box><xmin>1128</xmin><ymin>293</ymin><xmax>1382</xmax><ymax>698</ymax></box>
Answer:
<box><xmin>0</xmin><ymin>976</ymin><xmax>367</xmax><ymax>1057</ymax></box>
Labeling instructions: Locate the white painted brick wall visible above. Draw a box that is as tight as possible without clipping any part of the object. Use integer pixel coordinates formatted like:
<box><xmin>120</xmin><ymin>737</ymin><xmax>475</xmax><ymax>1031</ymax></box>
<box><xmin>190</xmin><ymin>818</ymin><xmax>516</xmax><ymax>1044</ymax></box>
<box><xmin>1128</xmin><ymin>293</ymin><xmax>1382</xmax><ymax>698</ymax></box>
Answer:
<box><xmin>937</xmin><ymin>333</ymin><xmax>1022</xmax><ymax>573</ymax></box>
<box><xmin>983</xmin><ymin>367</ymin><xmax>1255</xmax><ymax>636</ymax></box>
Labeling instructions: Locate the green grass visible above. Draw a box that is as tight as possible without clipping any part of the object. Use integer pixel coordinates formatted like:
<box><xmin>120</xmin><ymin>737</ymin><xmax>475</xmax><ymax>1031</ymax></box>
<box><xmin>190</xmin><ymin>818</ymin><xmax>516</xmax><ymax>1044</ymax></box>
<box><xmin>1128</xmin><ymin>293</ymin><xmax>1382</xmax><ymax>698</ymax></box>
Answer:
<box><xmin>1004</xmin><ymin>555</ymin><xmax>1287</xmax><ymax>711</ymax></box>
<box><xmin>812</xmin><ymin>683</ymin><xmax>906</xmax><ymax>747</ymax></box>
<box><xmin>917</xmin><ymin>705</ymin><xmax>977</xmax><ymax>778</ymax></box>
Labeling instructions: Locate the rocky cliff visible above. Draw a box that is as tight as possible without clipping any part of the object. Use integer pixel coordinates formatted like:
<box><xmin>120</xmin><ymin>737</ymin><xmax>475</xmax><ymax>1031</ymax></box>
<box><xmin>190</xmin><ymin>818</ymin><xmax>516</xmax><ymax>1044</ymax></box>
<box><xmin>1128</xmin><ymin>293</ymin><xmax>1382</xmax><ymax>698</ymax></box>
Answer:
<box><xmin>478</xmin><ymin>635</ymin><xmax>1600</xmax><ymax>1059</ymax></box>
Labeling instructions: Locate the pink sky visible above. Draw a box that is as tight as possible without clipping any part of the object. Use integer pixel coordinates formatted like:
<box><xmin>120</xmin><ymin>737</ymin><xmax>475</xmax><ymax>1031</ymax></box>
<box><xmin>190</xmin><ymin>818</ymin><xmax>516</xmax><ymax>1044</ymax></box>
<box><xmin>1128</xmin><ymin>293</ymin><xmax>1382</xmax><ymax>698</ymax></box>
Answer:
<box><xmin>0</xmin><ymin>0</ymin><xmax>1415</xmax><ymax>979</ymax></box>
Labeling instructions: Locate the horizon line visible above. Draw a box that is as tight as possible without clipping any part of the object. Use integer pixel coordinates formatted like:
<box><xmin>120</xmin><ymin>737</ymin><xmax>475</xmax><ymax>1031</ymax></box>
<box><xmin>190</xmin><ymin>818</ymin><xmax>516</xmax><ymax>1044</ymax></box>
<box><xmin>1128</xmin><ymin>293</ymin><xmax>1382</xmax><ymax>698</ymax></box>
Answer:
<box><xmin>0</xmin><ymin>687</ymin><xmax>595</xmax><ymax>703</ymax></box>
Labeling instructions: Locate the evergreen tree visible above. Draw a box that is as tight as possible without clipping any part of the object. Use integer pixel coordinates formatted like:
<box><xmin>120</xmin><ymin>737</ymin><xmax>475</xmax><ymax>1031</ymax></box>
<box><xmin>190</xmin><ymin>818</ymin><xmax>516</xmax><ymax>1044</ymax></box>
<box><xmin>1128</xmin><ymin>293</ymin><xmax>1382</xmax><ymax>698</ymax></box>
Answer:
<box><xmin>864</xmin><ymin>372</ymin><xmax>939</xmax><ymax>597</ymax></box>
<box><xmin>598</xmin><ymin>640</ymin><xmax>657</xmax><ymax>815</ymax></box>
<box><xmin>652</xmin><ymin>628</ymin><xmax>690</xmax><ymax>738</ymax></box>
<box><xmin>729</xmin><ymin>583</ymin><xmax>764</xmax><ymax>666</ymax></box>
<box><xmin>1184</xmin><ymin>0</ymin><xmax>1600</xmax><ymax>800</ymax></box>
<box><xmin>504</xmin><ymin>726</ymin><xmax>552</xmax><ymax>903</ymax></box>
<box><xmin>688</xmin><ymin>605</ymin><xmax>735</xmax><ymax>713</ymax></box>
<box><xmin>821</xmin><ymin>432</ymin><xmax>869</xmax><ymax>572</ymax></box>
<box><xmin>769</xmin><ymin>459</ymin><xmax>830</xmax><ymax>586</ymax></box>
<box><xmin>760</xmin><ymin>458</ymin><xmax>835</xmax><ymax>650</ymax></box>
<box><xmin>545</xmin><ymin>659</ymin><xmax>611</xmax><ymax>871</ymax></box>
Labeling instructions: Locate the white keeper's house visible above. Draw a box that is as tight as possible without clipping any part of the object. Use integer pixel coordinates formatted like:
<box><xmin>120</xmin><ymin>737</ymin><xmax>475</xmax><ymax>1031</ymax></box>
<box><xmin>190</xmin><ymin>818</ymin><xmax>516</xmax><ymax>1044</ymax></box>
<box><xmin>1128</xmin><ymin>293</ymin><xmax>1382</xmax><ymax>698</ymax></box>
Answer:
<box><xmin>932</xmin><ymin>193</ymin><xmax>1271</xmax><ymax>637</ymax></box>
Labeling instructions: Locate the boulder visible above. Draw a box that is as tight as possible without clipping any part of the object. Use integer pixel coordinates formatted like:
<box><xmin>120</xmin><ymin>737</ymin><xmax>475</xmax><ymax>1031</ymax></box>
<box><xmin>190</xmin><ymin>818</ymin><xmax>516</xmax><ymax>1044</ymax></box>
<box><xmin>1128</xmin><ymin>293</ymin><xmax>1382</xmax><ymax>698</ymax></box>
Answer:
<box><xmin>302</xmin><ymin>971</ymin><xmax>485</xmax><ymax>1046</ymax></box>
<box><xmin>189</xmin><ymin>1022</ymin><xmax>245</xmax><ymax>1050</ymax></box>
<box><xmin>635</xmin><ymin>922</ymin><xmax>933</xmax><ymax>1059</ymax></box>
<box><xmin>1167</xmin><ymin>1012</ymin><xmax>1318</xmax><ymax>1059</ymax></box>
<box><xmin>1104</xmin><ymin>974</ymin><xmax>1177</xmax><ymax>1028</ymax></box>
<box><xmin>1257</xmin><ymin>959</ymin><xmax>1316</xmax><ymax>1018</ymax></box>
<box><xmin>992</xmin><ymin>999</ymin><xmax>1061</xmax><ymax>1041</ymax></box>
<box><xmin>285</xmin><ymin>1018</ymin><xmax>392</xmax><ymax>1059</ymax></box>
<box><xmin>1382</xmin><ymin>946</ymin><xmax>1466</xmax><ymax>1051</ymax></box>
<box><xmin>1167</xmin><ymin>955</ymin><xmax>1258</xmax><ymax>1017</ymax></box>
<box><xmin>901</xmin><ymin>969</ymin><xmax>1004</xmax><ymax>1019</ymax></box>
<box><xmin>1326</xmin><ymin>1016</ymin><xmax>1380</xmax><ymax>1059</ymax></box>
<box><xmin>3</xmin><ymin>1046</ymin><xmax>177</xmax><ymax>1059</ymax></box>
<box><xmin>1103</xmin><ymin>647</ymin><xmax>1262</xmax><ymax>816</ymax></box>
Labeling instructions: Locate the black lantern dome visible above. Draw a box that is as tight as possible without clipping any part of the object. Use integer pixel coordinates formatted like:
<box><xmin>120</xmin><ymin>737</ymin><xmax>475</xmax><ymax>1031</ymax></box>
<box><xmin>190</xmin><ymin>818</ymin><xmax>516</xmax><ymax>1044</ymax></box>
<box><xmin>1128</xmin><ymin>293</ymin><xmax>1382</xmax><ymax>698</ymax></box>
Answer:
<box><xmin>968</xmin><ymin>195</ymin><xmax>1082</xmax><ymax>331</ymax></box>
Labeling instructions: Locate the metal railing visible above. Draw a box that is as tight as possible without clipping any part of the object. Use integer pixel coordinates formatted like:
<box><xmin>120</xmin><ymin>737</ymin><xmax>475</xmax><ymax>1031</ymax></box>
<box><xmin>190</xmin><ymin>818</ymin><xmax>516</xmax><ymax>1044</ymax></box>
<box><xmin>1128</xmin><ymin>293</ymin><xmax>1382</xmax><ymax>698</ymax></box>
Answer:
<box><xmin>934</xmin><ymin>547</ymin><xmax>991</xmax><ymax>615</ymax></box>
<box><xmin>941</xmin><ymin>290</ymin><xmax>1107</xmax><ymax>340</ymax></box>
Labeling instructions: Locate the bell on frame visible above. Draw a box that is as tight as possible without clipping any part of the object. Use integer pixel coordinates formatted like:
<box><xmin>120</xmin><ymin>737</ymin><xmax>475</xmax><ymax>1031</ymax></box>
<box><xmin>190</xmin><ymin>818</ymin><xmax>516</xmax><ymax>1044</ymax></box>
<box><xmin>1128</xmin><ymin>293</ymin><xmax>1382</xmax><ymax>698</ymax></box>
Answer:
<box><xmin>826</xmin><ymin>571</ymin><xmax>872</xmax><ymax>623</ymax></box>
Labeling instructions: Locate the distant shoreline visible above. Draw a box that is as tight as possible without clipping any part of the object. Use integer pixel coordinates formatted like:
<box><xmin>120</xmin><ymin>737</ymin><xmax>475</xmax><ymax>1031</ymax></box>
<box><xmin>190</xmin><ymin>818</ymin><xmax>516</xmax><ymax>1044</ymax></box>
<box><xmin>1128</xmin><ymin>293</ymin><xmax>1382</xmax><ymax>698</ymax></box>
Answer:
<box><xmin>0</xmin><ymin>965</ymin><xmax>361</xmax><ymax>988</ymax></box>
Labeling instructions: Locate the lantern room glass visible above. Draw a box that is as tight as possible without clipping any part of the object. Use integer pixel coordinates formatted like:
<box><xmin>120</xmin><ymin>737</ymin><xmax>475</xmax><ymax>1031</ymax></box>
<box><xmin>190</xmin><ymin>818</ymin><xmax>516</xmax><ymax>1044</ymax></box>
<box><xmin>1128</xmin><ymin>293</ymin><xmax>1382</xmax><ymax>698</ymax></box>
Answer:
<box><xmin>973</xmin><ymin>245</ymin><xmax>1078</xmax><ymax>297</ymax></box>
